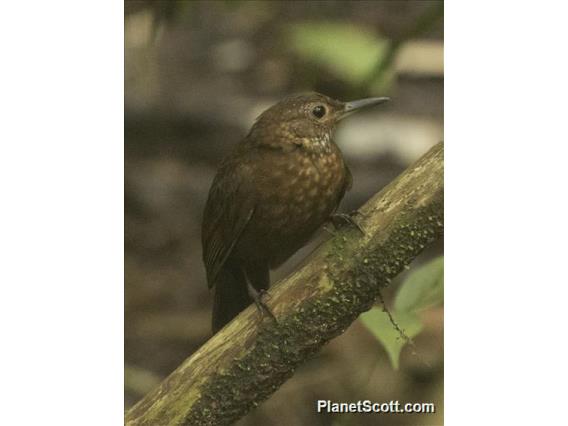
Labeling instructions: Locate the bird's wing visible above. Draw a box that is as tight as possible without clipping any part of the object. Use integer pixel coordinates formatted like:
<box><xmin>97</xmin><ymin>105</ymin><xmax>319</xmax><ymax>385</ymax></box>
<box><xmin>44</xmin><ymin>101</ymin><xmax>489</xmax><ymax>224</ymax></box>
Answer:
<box><xmin>202</xmin><ymin>159</ymin><xmax>256</xmax><ymax>289</ymax></box>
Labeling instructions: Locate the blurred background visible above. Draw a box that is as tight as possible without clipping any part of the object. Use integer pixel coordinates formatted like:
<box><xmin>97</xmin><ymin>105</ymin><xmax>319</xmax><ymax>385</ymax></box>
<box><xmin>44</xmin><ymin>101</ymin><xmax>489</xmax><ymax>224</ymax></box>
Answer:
<box><xmin>124</xmin><ymin>1</ymin><xmax>443</xmax><ymax>425</ymax></box>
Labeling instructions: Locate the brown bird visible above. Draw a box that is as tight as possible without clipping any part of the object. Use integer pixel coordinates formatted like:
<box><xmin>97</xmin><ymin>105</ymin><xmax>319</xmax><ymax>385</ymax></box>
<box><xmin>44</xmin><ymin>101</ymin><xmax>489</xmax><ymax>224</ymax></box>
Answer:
<box><xmin>202</xmin><ymin>92</ymin><xmax>389</xmax><ymax>333</ymax></box>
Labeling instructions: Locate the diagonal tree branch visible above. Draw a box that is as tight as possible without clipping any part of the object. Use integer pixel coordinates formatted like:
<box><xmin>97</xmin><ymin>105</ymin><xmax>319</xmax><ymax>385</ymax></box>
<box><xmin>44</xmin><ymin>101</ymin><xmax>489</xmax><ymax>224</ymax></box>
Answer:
<box><xmin>125</xmin><ymin>142</ymin><xmax>444</xmax><ymax>426</ymax></box>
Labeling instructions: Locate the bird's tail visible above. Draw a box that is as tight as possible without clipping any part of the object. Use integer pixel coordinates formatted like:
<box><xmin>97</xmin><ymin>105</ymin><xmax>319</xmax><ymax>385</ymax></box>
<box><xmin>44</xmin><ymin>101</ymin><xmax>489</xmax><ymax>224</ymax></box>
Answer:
<box><xmin>212</xmin><ymin>264</ymin><xmax>251</xmax><ymax>333</ymax></box>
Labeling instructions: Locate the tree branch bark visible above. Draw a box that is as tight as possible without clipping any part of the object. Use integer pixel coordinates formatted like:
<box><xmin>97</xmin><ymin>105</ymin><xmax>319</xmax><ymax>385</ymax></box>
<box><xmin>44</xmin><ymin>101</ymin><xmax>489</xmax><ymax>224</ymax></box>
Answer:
<box><xmin>125</xmin><ymin>142</ymin><xmax>444</xmax><ymax>426</ymax></box>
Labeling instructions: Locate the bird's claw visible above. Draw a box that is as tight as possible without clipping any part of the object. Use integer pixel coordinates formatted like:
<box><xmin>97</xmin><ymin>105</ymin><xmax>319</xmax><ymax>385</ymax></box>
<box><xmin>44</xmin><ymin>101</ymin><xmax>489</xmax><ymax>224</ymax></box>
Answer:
<box><xmin>254</xmin><ymin>296</ymin><xmax>277</xmax><ymax>322</ymax></box>
<box><xmin>258</xmin><ymin>288</ymin><xmax>272</xmax><ymax>301</ymax></box>
<box><xmin>330</xmin><ymin>211</ymin><xmax>366</xmax><ymax>235</ymax></box>
<box><xmin>248</xmin><ymin>285</ymin><xmax>277</xmax><ymax>323</ymax></box>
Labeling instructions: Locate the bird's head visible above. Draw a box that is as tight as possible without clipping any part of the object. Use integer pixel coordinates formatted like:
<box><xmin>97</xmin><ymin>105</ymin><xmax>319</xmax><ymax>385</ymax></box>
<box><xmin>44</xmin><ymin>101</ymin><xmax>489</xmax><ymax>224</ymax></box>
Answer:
<box><xmin>249</xmin><ymin>92</ymin><xmax>390</xmax><ymax>152</ymax></box>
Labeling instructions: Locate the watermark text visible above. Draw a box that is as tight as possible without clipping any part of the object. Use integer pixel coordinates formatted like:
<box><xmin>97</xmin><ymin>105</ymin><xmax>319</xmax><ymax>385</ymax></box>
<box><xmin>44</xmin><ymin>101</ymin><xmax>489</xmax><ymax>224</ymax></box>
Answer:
<box><xmin>316</xmin><ymin>400</ymin><xmax>435</xmax><ymax>414</ymax></box>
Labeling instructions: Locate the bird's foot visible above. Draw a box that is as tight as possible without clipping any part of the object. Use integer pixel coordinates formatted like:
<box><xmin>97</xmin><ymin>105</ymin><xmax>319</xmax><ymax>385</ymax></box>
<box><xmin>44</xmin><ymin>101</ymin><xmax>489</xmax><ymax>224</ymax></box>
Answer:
<box><xmin>330</xmin><ymin>211</ymin><xmax>366</xmax><ymax>235</ymax></box>
<box><xmin>247</xmin><ymin>284</ymin><xmax>277</xmax><ymax>323</ymax></box>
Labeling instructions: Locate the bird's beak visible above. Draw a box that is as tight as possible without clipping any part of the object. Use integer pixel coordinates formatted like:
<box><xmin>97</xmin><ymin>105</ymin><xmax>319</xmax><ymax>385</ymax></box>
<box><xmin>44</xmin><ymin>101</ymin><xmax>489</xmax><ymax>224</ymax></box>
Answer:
<box><xmin>339</xmin><ymin>96</ymin><xmax>390</xmax><ymax>120</ymax></box>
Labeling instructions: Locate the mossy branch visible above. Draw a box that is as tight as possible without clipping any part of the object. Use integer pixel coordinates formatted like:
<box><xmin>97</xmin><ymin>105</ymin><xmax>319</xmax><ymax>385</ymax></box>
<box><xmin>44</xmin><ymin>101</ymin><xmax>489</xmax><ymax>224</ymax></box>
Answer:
<box><xmin>125</xmin><ymin>142</ymin><xmax>444</xmax><ymax>426</ymax></box>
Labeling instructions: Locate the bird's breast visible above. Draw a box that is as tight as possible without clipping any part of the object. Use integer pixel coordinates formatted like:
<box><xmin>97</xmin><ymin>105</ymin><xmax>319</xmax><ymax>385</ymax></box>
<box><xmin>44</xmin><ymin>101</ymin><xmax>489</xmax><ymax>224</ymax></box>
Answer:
<box><xmin>232</xmin><ymin>146</ymin><xmax>348</xmax><ymax>266</ymax></box>
<box><xmin>254</xmin><ymin>149</ymin><xmax>346</xmax><ymax>234</ymax></box>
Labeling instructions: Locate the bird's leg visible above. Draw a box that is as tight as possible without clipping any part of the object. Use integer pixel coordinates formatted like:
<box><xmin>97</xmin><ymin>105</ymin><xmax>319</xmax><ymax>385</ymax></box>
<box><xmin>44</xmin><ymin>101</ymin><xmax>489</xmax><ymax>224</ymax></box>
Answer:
<box><xmin>245</xmin><ymin>277</ymin><xmax>277</xmax><ymax>323</ymax></box>
<box><xmin>330</xmin><ymin>210</ymin><xmax>366</xmax><ymax>235</ymax></box>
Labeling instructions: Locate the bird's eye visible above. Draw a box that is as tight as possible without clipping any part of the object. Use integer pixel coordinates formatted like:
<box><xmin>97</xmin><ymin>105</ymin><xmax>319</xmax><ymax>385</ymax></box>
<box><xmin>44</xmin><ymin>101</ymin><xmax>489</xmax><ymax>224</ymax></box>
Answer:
<box><xmin>312</xmin><ymin>105</ymin><xmax>326</xmax><ymax>119</ymax></box>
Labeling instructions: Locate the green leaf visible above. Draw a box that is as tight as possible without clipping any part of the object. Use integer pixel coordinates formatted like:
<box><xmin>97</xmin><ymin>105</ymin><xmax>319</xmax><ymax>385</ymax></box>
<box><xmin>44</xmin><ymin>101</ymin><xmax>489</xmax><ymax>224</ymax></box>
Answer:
<box><xmin>395</xmin><ymin>256</ymin><xmax>444</xmax><ymax>313</ymax></box>
<box><xmin>286</xmin><ymin>22</ymin><xmax>389</xmax><ymax>86</ymax></box>
<box><xmin>360</xmin><ymin>256</ymin><xmax>443</xmax><ymax>369</ymax></box>
<box><xmin>360</xmin><ymin>307</ymin><xmax>423</xmax><ymax>370</ymax></box>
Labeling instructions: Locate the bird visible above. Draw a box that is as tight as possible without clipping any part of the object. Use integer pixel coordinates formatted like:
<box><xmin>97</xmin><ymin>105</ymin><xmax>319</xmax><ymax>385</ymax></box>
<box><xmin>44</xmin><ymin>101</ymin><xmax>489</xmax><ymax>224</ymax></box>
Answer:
<box><xmin>201</xmin><ymin>92</ymin><xmax>389</xmax><ymax>333</ymax></box>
